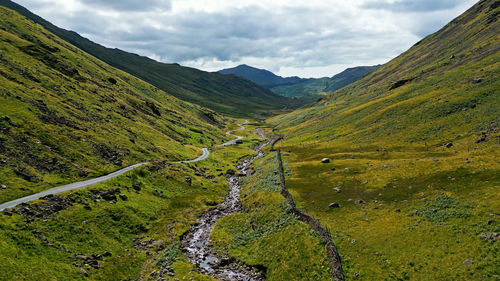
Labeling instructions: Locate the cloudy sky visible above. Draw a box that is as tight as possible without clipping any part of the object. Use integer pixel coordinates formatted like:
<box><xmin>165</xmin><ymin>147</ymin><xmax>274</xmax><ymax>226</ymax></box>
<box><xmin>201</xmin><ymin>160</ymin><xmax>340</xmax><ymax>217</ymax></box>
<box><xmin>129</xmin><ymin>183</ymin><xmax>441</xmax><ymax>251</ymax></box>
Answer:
<box><xmin>15</xmin><ymin>0</ymin><xmax>477</xmax><ymax>78</ymax></box>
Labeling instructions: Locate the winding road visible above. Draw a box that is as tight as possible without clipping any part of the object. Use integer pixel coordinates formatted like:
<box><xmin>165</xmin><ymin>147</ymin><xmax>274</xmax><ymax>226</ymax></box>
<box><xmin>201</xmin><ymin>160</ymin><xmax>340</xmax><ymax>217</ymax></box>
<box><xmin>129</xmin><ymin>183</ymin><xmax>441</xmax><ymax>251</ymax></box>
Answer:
<box><xmin>0</xmin><ymin>120</ymin><xmax>249</xmax><ymax>211</ymax></box>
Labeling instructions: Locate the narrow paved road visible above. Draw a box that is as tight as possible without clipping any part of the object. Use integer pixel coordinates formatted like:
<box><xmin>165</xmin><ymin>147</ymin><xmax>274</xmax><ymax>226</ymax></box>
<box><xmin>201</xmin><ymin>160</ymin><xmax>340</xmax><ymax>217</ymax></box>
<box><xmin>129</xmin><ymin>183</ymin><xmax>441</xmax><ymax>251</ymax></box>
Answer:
<box><xmin>0</xmin><ymin>163</ymin><xmax>148</xmax><ymax>211</ymax></box>
<box><xmin>0</xmin><ymin>120</ymin><xmax>249</xmax><ymax>211</ymax></box>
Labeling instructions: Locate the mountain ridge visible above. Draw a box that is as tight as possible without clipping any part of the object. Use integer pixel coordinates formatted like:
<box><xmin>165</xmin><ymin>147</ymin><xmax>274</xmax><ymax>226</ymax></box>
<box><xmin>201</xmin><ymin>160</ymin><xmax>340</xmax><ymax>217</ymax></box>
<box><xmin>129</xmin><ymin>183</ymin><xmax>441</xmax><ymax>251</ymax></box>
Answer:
<box><xmin>0</xmin><ymin>0</ymin><xmax>295</xmax><ymax>117</ymax></box>
<box><xmin>218</xmin><ymin>64</ymin><xmax>311</xmax><ymax>88</ymax></box>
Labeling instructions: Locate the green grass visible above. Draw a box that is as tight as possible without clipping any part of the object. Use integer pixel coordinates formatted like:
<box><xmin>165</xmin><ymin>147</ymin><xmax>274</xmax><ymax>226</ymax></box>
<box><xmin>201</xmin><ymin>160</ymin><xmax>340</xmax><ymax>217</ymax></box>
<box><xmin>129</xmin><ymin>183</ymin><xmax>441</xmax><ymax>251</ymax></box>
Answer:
<box><xmin>0</xmin><ymin>5</ymin><xmax>233</xmax><ymax>203</ymax></box>
<box><xmin>210</xmin><ymin>144</ymin><xmax>333</xmax><ymax>280</ymax></box>
<box><xmin>271</xmin><ymin>66</ymin><xmax>378</xmax><ymax>101</ymax></box>
<box><xmin>0</xmin><ymin>119</ymin><xmax>260</xmax><ymax>280</ymax></box>
<box><xmin>0</xmin><ymin>0</ymin><xmax>296</xmax><ymax>117</ymax></box>
<box><xmin>268</xmin><ymin>1</ymin><xmax>500</xmax><ymax>280</ymax></box>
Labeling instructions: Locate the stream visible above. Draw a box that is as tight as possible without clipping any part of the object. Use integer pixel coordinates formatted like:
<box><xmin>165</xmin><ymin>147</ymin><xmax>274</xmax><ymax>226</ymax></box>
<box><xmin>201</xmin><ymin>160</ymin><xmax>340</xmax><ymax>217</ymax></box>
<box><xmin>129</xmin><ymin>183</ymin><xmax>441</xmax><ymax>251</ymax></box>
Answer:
<box><xmin>181</xmin><ymin>130</ymin><xmax>268</xmax><ymax>281</ymax></box>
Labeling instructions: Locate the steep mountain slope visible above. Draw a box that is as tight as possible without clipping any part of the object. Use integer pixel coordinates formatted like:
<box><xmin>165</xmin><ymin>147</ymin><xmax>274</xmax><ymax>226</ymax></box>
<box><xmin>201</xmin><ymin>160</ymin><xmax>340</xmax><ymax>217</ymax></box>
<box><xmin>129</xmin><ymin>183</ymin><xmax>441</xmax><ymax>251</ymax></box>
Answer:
<box><xmin>271</xmin><ymin>66</ymin><xmax>379</xmax><ymax>101</ymax></box>
<box><xmin>0</xmin><ymin>5</ymin><xmax>228</xmax><ymax>203</ymax></box>
<box><xmin>218</xmin><ymin>64</ymin><xmax>309</xmax><ymax>88</ymax></box>
<box><xmin>0</xmin><ymin>0</ymin><xmax>294</xmax><ymax>117</ymax></box>
<box><xmin>270</xmin><ymin>0</ymin><xmax>499</xmax><ymax>279</ymax></box>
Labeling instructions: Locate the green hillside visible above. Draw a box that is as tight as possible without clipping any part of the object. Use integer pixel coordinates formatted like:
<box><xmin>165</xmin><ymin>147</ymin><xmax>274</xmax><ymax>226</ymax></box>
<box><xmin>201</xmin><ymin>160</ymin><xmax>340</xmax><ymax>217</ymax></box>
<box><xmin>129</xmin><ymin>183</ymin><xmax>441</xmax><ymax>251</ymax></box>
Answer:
<box><xmin>271</xmin><ymin>66</ymin><xmax>378</xmax><ymax>101</ymax></box>
<box><xmin>0</xmin><ymin>5</ymin><xmax>229</xmax><ymax>203</ymax></box>
<box><xmin>0</xmin><ymin>0</ymin><xmax>295</xmax><ymax>117</ymax></box>
<box><xmin>270</xmin><ymin>0</ymin><xmax>499</xmax><ymax>279</ymax></box>
<box><xmin>0</xmin><ymin>6</ymin><xmax>333</xmax><ymax>280</ymax></box>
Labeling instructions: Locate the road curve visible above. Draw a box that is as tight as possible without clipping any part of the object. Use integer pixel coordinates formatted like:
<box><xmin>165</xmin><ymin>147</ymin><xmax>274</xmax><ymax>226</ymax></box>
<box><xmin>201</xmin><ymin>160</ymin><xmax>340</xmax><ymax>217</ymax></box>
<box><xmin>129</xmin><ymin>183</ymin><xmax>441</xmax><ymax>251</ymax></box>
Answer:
<box><xmin>0</xmin><ymin>120</ymin><xmax>249</xmax><ymax>211</ymax></box>
<box><xmin>177</xmin><ymin>148</ymin><xmax>210</xmax><ymax>163</ymax></box>
<box><xmin>0</xmin><ymin>163</ymin><xmax>148</xmax><ymax>211</ymax></box>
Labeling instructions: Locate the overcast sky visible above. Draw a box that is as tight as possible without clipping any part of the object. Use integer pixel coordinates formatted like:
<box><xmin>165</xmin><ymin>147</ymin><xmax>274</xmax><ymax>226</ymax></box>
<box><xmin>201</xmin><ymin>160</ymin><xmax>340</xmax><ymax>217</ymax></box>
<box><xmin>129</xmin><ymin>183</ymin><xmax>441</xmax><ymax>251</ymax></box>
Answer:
<box><xmin>14</xmin><ymin>0</ymin><xmax>477</xmax><ymax>78</ymax></box>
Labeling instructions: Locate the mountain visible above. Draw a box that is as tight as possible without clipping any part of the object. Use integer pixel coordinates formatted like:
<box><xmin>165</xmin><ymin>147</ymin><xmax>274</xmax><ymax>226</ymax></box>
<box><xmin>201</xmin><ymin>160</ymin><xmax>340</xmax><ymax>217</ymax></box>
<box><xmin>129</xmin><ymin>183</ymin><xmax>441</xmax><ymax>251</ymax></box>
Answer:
<box><xmin>218</xmin><ymin>64</ymin><xmax>310</xmax><ymax>88</ymax></box>
<box><xmin>219</xmin><ymin>64</ymin><xmax>378</xmax><ymax>101</ymax></box>
<box><xmin>0</xmin><ymin>5</ymin><xmax>332</xmax><ymax>281</ymax></box>
<box><xmin>0</xmin><ymin>0</ymin><xmax>294</xmax><ymax>117</ymax></box>
<box><xmin>270</xmin><ymin>0</ymin><xmax>499</xmax><ymax>280</ymax></box>
<box><xmin>0</xmin><ymin>5</ymin><xmax>229</xmax><ymax>204</ymax></box>
<box><xmin>271</xmin><ymin>65</ymin><xmax>379</xmax><ymax>100</ymax></box>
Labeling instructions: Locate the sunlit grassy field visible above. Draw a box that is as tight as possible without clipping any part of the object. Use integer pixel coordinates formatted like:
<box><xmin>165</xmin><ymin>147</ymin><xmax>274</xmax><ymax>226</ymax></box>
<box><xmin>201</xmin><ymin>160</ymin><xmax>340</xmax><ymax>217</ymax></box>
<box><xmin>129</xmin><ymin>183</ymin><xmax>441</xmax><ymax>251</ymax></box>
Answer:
<box><xmin>0</xmin><ymin>120</ymin><xmax>257</xmax><ymax>281</ymax></box>
<box><xmin>269</xmin><ymin>1</ymin><xmax>500</xmax><ymax>279</ymax></box>
<box><xmin>210</xmin><ymin>126</ymin><xmax>332</xmax><ymax>280</ymax></box>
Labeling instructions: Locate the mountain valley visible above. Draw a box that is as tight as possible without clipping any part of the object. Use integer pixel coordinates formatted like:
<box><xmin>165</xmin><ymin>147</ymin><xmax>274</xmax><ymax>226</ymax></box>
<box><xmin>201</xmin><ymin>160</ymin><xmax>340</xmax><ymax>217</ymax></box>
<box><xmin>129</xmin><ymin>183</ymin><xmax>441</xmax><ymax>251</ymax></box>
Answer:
<box><xmin>0</xmin><ymin>0</ymin><xmax>498</xmax><ymax>280</ymax></box>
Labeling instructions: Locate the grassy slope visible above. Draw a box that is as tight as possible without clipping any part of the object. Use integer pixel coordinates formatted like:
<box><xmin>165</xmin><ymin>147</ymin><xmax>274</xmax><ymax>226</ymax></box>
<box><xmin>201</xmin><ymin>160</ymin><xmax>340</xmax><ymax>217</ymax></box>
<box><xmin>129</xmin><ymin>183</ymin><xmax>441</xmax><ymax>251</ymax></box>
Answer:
<box><xmin>0</xmin><ymin>6</ymin><xmax>231</xmax><ymax>203</ymax></box>
<box><xmin>0</xmin><ymin>120</ymin><xmax>259</xmax><ymax>281</ymax></box>
<box><xmin>0</xmin><ymin>0</ymin><xmax>295</xmax><ymax>117</ymax></box>
<box><xmin>210</xmin><ymin>124</ymin><xmax>332</xmax><ymax>280</ymax></box>
<box><xmin>270</xmin><ymin>0</ymin><xmax>499</xmax><ymax>280</ymax></box>
<box><xmin>270</xmin><ymin>66</ymin><xmax>378</xmax><ymax>101</ymax></box>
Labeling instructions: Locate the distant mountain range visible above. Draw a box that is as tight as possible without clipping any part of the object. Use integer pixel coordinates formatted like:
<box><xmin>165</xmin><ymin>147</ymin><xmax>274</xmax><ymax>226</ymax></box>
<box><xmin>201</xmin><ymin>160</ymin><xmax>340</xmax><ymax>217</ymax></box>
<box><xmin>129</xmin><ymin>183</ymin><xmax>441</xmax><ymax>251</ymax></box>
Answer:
<box><xmin>218</xmin><ymin>64</ymin><xmax>378</xmax><ymax>101</ymax></box>
<box><xmin>0</xmin><ymin>0</ymin><xmax>295</xmax><ymax>117</ymax></box>
<box><xmin>218</xmin><ymin>64</ymin><xmax>310</xmax><ymax>88</ymax></box>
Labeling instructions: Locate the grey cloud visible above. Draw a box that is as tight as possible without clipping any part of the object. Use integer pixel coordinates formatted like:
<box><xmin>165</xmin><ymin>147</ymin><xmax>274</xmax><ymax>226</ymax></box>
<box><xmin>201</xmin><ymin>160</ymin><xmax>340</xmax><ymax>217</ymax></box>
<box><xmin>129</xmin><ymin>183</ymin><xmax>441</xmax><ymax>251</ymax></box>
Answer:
<box><xmin>363</xmin><ymin>0</ymin><xmax>465</xmax><ymax>12</ymax></box>
<box><xmin>81</xmin><ymin>0</ymin><xmax>171</xmax><ymax>11</ymax></box>
<box><xmin>13</xmin><ymin>0</ymin><xmax>476</xmax><ymax>77</ymax></box>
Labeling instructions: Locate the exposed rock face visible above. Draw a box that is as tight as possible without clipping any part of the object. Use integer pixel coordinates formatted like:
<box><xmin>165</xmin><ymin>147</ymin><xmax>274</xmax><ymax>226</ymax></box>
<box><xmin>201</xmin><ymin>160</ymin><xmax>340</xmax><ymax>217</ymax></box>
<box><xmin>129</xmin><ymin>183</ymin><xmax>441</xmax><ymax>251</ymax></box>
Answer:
<box><xmin>92</xmin><ymin>143</ymin><xmax>128</xmax><ymax>165</ymax></box>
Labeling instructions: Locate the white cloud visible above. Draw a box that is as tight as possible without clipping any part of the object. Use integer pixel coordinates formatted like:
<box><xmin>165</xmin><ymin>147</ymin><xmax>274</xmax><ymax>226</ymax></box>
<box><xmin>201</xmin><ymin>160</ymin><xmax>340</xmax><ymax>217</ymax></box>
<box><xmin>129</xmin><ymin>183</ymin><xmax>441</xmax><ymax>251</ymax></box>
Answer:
<box><xmin>13</xmin><ymin>0</ymin><xmax>478</xmax><ymax>77</ymax></box>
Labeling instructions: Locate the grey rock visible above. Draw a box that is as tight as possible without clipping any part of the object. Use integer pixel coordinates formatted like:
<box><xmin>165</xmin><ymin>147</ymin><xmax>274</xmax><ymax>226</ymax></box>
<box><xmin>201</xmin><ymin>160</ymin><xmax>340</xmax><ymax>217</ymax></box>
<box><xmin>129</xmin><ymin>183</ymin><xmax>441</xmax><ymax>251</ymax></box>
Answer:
<box><xmin>185</xmin><ymin>176</ymin><xmax>192</xmax><ymax>186</ymax></box>
<box><xmin>480</xmin><ymin>232</ymin><xmax>498</xmax><ymax>242</ymax></box>
<box><xmin>462</xmin><ymin>259</ymin><xmax>474</xmax><ymax>266</ymax></box>
<box><xmin>329</xmin><ymin>202</ymin><xmax>340</xmax><ymax>208</ymax></box>
<box><xmin>321</xmin><ymin>158</ymin><xmax>331</xmax><ymax>163</ymax></box>
<box><xmin>355</xmin><ymin>200</ymin><xmax>366</xmax><ymax>205</ymax></box>
<box><xmin>79</xmin><ymin>268</ymin><xmax>88</xmax><ymax>277</ymax></box>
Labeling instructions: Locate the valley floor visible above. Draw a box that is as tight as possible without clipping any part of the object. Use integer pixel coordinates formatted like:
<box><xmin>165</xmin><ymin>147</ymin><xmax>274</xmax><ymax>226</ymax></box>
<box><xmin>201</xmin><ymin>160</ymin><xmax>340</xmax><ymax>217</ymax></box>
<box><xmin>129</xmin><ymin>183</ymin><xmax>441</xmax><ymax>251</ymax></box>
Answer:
<box><xmin>273</xmin><ymin>133</ymin><xmax>499</xmax><ymax>280</ymax></box>
<box><xmin>0</xmin><ymin>120</ymin><xmax>337</xmax><ymax>281</ymax></box>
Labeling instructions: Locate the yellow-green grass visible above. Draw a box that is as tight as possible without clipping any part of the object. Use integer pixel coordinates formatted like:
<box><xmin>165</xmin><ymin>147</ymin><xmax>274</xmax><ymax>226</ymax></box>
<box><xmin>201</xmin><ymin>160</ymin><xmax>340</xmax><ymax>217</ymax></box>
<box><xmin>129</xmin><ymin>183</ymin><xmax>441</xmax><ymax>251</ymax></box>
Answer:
<box><xmin>275</xmin><ymin>136</ymin><xmax>499</xmax><ymax>280</ymax></box>
<box><xmin>268</xmin><ymin>1</ymin><xmax>500</xmax><ymax>279</ymax></box>
<box><xmin>0</xmin><ymin>6</ymin><xmax>230</xmax><ymax>203</ymax></box>
<box><xmin>0</xmin><ymin>119</ymin><xmax>260</xmax><ymax>281</ymax></box>
<box><xmin>210</xmin><ymin>144</ymin><xmax>333</xmax><ymax>280</ymax></box>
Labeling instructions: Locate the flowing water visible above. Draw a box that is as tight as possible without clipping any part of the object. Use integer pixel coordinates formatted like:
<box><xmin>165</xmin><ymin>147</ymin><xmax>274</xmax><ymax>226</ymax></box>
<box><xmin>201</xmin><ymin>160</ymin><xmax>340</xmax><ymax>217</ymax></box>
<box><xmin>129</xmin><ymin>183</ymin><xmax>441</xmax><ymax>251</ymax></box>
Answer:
<box><xmin>181</xmin><ymin>139</ymin><xmax>268</xmax><ymax>281</ymax></box>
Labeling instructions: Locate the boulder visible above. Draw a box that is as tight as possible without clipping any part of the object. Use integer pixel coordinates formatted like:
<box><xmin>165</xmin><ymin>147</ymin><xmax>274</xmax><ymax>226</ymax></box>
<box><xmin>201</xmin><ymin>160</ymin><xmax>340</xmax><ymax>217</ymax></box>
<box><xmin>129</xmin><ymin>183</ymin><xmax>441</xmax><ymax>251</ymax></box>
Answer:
<box><xmin>79</xmin><ymin>268</ymin><xmax>88</xmax><ymax>277</ymax></box>
<box><xmin>480</xmin><ymin>232</ymin><xmax>498</xmax><ymax>242</ymax></box>
<box><xmin>226</xmin><ymin>169</ymin><xmax>236</xmax><ymax>176</ymax></box>
<box><xmin>321</xmin><ymin>158</ymin><xmax>331</xmax><ymax>163</ymax></box>
<box><xmin>119</xmin><ymin>194</ymin><xmax>128</xmax><ymax>201</ymax></box>
<box><xmin>462</xmin><ymin>259</ymin><xmax>474</xmax><ymax>266</ymax></box>
<box><xmin>355</xmin><ymin>200</ymin><xmax>366</xmax><ymax>205</ymax></box>
<box><xmin>235</xmin><ymin>140</ymin><xmax>243</xmax><ymax>144</ymax></box>
<box><xmin>329</xmin><ymin>202</ymin><xmax>340</xmax><ymax>208</ymax></box>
